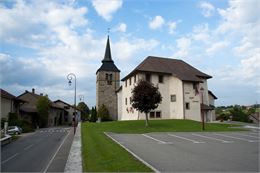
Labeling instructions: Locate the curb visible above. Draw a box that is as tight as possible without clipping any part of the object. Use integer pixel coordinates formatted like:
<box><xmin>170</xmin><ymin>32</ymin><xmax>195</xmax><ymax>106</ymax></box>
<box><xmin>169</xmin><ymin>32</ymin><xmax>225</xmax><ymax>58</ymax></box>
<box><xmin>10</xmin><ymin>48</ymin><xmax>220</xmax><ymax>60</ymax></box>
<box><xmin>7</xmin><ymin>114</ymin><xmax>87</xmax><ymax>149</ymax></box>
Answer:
<box><xmin>64</xmin><ymin>122</ymin><xmax>82</xmax><ymax>173</ymax></box>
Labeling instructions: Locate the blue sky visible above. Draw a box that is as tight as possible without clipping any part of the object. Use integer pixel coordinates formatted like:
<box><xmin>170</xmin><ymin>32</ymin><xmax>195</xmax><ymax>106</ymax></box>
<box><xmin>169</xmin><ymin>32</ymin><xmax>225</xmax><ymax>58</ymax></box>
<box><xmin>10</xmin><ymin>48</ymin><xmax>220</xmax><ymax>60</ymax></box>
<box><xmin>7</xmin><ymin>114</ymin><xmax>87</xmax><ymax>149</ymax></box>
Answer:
<box><xmin>0</xmin><ymin>0</ymin><xmax>259</xmax><ymax>107</ymax></box>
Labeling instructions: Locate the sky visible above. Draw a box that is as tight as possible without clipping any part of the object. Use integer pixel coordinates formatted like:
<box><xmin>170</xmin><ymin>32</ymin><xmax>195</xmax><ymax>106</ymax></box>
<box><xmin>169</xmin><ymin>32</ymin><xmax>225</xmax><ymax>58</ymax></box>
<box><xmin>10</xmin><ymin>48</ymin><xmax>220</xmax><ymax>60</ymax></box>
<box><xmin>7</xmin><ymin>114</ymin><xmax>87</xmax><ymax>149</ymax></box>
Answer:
<box><xmin>0</xmin><ymin>0</ymin><xmax>259</xmax><ymax>107</ymax></box>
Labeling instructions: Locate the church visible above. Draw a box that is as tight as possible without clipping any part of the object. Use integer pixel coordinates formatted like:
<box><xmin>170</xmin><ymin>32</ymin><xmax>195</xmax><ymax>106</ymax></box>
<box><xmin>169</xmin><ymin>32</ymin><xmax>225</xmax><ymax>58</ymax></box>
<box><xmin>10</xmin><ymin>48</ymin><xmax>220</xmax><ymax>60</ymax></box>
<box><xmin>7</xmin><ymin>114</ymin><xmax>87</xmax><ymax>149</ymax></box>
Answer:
<box><xmin>96</xmin><ymin>36</ymin><xmax>217</xmax><ymax>122</ymax></box>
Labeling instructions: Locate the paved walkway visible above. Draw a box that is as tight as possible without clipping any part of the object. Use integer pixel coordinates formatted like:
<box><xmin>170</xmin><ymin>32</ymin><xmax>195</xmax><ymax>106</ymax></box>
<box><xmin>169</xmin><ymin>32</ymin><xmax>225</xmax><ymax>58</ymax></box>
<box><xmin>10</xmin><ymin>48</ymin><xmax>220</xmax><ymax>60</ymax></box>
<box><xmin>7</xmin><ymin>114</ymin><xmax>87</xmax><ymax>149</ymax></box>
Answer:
<box><xmin>64</xmin><ymin>122</ymin><xmax>82</xmax><ymax>173</ymax></box>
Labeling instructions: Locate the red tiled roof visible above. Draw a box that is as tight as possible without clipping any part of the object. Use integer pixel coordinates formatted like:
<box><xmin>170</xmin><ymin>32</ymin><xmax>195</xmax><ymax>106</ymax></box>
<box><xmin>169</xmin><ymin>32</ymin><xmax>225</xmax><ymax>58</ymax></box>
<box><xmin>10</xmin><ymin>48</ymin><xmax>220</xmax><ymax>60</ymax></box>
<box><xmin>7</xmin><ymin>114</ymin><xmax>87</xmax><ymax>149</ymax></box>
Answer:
<box><xmin>122</xmin><ymin>56</ymin><xmax>212</xmax><ymax>82</ymax></box>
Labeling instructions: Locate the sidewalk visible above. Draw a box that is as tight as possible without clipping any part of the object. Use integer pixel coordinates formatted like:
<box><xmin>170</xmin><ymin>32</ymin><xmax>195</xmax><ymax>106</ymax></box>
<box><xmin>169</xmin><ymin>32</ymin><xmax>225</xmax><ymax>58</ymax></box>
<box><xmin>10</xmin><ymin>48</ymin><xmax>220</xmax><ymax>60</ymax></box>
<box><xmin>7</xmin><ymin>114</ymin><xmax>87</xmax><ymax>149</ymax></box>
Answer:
<box><xmin>64</xmin><ymin>122</ymin><xmax>82</xmax><ymax>172</ymax></box>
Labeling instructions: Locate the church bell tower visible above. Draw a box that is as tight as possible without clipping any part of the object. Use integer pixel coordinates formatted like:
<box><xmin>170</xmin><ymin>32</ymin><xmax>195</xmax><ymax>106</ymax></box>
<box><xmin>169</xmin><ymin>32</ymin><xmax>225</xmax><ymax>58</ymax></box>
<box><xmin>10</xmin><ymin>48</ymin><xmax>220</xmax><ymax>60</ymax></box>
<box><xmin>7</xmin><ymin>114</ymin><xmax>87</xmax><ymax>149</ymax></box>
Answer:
<box><xmin>96</xmin><ymin>36</ymin><xmax>120</xmax><ymax>120</ymax></box>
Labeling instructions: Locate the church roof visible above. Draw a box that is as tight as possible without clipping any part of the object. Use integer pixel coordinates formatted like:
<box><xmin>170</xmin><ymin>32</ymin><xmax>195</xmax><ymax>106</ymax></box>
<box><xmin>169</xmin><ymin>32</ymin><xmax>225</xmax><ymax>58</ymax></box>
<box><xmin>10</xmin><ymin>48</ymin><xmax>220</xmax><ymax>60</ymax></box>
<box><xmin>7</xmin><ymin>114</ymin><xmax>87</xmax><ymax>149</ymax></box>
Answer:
<box><xmin>121</xmin><ymin>56</ymin><xmax>212</xmax><ymax>82</ymax></box>
<box><xmin>96</xmin><ymin>36</ymin><xmax>120</xmax><ymax>73</ymax></box>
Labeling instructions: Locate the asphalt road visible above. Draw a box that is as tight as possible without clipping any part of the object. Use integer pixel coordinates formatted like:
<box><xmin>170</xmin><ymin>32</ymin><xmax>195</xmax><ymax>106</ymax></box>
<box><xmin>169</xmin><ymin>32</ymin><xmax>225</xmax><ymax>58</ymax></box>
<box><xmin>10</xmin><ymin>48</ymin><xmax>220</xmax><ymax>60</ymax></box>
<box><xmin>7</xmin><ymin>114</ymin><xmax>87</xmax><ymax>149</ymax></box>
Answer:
<box><xmin>107</xmin><ymin>130</ymin><xmax>259</xmax><ymax>172</ymax></box>
<box><xmin>1</xmin><ymin>126</ymin><xmax>74</xmax><ymax>172</ymax></box>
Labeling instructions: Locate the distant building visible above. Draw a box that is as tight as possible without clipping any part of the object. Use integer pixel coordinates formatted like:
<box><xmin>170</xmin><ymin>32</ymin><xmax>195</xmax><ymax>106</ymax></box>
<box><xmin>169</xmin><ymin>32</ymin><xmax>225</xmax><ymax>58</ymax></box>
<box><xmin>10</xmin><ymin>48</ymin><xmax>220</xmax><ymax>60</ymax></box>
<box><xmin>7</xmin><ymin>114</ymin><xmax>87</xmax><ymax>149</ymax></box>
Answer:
<box><xmin>0</xmin><ymin>88</ymin><xmax>24</xmax><ymax>119</ymax></box>
<box><xmin>117</xmin><ymin>56</ymin><xmax>217</xmax><ymax>122</ymax></box>
<box><xmin>96</xmin><ymin>36</ymin><xmax>120</xmax><ymax>120</ymax></box>
<box><xmin>17</xmin><ymin>88</ymin><xmax>65</xmax><ymax>127</ymax></box>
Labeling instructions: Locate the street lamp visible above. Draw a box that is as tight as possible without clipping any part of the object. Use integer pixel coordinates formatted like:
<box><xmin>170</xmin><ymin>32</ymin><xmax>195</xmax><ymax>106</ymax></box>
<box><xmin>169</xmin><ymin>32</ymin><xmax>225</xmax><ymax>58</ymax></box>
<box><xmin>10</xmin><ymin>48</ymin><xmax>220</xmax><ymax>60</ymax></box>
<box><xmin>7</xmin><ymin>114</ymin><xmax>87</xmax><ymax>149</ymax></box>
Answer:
<box><xmin>200</xmin><ymin>87</ymin><xmax>205</xmax><ymax>130</ymax></box>
<box><xmin>67</xmin><ymin>73</ymin><xmax>77</xmax><ymax>134</ymax></box>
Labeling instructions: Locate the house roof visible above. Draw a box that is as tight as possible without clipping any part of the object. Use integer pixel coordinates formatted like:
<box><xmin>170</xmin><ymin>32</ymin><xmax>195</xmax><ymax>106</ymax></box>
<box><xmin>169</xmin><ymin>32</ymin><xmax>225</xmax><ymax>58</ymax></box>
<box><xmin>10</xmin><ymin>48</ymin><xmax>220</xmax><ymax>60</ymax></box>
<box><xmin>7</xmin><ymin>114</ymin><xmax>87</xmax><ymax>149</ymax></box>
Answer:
<box><xmin>121</xmin><ymin>56</ymin><xmax>212</xmax><ymax>82</ymax></box>
<box><xmin>54</xmin><ymin>99</ymin><xmax>72</xmax><ymax>107</ymax></box>
<box><xmin>208</xmin><ymin>90</ymin><xmax>218</xmax><ymax>99</ymax></box>
<box><xmin>1</xmin><ymin>88</ymin><xmax>16</xmax><ymax>99</ymax></box>
<box><xmin>96</xmin><ymin>36</ymin><xmax>120</xmax><ymax>73</ymax></box>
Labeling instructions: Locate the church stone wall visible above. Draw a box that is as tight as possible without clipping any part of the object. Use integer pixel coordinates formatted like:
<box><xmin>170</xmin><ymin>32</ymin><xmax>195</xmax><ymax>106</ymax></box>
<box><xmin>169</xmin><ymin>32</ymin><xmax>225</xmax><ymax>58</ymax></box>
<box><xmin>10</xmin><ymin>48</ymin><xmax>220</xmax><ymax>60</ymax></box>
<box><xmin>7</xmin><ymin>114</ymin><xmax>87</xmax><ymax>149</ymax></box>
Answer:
<box><xmin>96</xmin><ymin>71</ymin><xmax>120</xmax><ymax>120</ymax></box>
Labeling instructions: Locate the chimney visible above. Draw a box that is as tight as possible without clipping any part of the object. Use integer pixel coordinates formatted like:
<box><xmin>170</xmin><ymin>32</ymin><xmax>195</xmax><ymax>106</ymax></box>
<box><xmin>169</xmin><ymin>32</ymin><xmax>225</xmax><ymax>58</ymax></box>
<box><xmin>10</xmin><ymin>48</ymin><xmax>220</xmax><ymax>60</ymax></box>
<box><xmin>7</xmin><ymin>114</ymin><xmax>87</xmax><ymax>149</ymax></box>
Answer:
<box><xmin>32</xmin><ymin>88</ymin><xmax>35</xmax><ymax>94</ymax></box>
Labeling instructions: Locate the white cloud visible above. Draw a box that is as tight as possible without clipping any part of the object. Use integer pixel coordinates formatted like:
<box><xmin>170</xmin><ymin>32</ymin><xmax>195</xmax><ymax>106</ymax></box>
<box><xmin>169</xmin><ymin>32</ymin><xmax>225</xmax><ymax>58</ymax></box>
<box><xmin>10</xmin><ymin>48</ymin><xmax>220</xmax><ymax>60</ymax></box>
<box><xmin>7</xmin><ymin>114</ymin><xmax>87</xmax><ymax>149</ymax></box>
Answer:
<box><xmin>92</xmin><ymin>0</ymin><xmax>123</xmax><ymax>21</ymax></box>
<box><xmin>199</xmin><ymin>1</ymin><xmax>215</xmax><ymax>17</ymax></box>
<box><xmin>217</xmin><ymin>0</ymin><xmax>259</xmax><ymax>33</ymax></box>
<box><xmin>173</xmin><ymin>37</ymin><xmax>191</xmax><ymax>58</ymax></box>
<box><xmin>149</xmin><ymin>15</ymin><xmax>165</xmax><ymax>30</ymax></box>
<box><xmin>113</xmin><ymin>23</ymin><xmax>127</xmax><ymax>32</ymax></box>
<box><xmin>192</xmin><ymin>23</ymin><xmax>210</xmax><ymax>43</ymax></box>
<box><xmin>206</xmin><ymin>41</ymin><xmax>229</xmax><ymax>55</ymax></box>
<box><xmin>168</xmin><ymin>21</ymin><xmax>177</xmax><ymax>34</ymax></box>
<box><xmin>113</xmin><ymin>37</ymin><xmax>159</xmax><ymax>60</ymax></box>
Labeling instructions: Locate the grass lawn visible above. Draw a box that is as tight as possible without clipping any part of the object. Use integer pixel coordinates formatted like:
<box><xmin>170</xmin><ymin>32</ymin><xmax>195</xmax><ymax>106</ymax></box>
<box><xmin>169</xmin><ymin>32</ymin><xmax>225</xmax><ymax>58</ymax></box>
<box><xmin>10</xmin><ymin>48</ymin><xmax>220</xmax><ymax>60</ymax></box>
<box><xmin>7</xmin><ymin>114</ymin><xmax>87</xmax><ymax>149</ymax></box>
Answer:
<box><xmin>81</xmin><ymin>119</ymin><xmax>244</xmax><ymax>172</ymax></box>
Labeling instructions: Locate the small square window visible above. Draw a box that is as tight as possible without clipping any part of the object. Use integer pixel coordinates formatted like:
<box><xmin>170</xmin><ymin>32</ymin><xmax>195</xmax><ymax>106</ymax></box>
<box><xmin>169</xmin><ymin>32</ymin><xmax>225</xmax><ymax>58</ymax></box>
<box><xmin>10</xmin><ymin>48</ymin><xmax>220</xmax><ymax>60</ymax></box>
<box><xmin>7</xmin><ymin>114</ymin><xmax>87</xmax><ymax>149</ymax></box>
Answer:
<box><xmin>171</xmin><ymin>95</ymin><xmax>176</xmax><ymax>102</ymax></box>
<box><xmin>159</xmin><ymin>75</ymin><xmax>163</xmax><ymax>83</ymax></box>
<box><xmin>186</xmin><ymin>102</ymin><xmax>190</xmax><ymax>110</ymax></box>
<box><xmin>150</xmin><ymin>112</ymin><xmax>155</xmax><ymax>118</ymax></box>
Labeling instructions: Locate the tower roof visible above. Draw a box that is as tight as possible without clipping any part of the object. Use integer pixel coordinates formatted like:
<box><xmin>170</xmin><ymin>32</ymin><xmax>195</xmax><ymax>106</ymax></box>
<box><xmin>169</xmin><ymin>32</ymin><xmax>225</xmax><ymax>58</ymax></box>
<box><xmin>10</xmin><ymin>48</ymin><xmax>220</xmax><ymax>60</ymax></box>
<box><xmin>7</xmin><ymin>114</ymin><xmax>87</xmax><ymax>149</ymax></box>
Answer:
<box><xmin>96</xmin><ymin>36</ymin><xmax>120</xmax><ymax>73</ymax></box>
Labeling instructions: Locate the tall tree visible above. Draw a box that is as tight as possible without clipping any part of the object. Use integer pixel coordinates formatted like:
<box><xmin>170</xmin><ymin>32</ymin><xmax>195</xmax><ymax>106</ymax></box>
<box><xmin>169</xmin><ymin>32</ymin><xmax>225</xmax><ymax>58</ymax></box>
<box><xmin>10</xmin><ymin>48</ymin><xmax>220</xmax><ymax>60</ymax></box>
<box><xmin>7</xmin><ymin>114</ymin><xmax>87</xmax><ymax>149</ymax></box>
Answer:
<box><xmin>77</xmin><ymin>102</ymin><xmax>90</xmax><ymax>121</ymax></box>
<box><xmin>90</xmin><ymin>106</ymin><xmax>97</xmax><ymax>122</ymax></box>
<box><xmin>131</xmin><ymin>80</ymin><xmax>162</xmax><ymax>127</ymax></box>
<box><xmin>36</xmin><ymin>95</ymin><xmax>51</xmax><ymax>127</ymax></box>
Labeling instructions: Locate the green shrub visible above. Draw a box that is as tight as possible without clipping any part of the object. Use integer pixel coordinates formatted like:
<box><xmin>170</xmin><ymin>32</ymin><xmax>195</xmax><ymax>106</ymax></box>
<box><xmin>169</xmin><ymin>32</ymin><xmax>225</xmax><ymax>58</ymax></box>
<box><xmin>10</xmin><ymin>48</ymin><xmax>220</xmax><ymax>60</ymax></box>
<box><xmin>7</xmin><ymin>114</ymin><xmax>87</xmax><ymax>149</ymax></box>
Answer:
<box><xmin>89</xmin><ymin>107</ymin><xmax>97</xmax><ymax>122</ymax></box>
<box><xmin>20</xmin><ymin>120</ymin><xmax>34</xmax><ymax>133</ymax></box>
<box><xmin>216</xmin><ymin>113</ymin><xmax>229</xmax><ymax>121</ymax></box>
<box><xmin>8</xmin><ymin>113</ymin><xmax>19</xmax><ymax>126</ymax></box>
<box><xmin>97</xmin><ymin>104</ymin><xmax>111</xmax><ymax>121</ymax></box>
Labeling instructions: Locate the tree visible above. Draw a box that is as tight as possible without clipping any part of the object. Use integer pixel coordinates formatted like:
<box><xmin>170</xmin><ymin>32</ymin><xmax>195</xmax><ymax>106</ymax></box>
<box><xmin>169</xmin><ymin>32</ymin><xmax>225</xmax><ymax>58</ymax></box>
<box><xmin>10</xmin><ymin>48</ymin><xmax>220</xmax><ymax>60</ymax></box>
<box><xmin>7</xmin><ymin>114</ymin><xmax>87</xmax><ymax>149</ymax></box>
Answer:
<box><xmin>36</xmin><ymin>95</ymin><xmax>51</xmax><ymax>127</ymax></box>
<box><xmin>97</xmin><ymin>104</ymin><xmax>111</xmax><ymax>121</ymax></box>
<box><xmin>77</xmin><ymin>102</ymin><xmax>90</xmax><ymax>121</ymax></box>
<box><xmin>131</xmin><ymin>80</ymin><xmax>162</xmax><ymax>127</ymax></box>
<box><xmin>90</xmin><ymin>106</ymin><xmax>97</xmax><ymax>122</ymax></box>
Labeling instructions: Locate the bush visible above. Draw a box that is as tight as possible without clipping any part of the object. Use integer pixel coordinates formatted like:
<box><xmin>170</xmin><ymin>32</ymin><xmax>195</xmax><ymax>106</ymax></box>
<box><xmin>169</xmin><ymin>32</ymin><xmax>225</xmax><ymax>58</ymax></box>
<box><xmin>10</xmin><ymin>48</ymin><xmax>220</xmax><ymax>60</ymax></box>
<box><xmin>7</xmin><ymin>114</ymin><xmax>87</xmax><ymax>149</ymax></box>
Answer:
<box><xmin>97</xmin><ymin>104</ymin><xmax>111</xmax><ymax>122</ymax></box>
<box><xmin>89</xmin><ymin>107</ymin><xmax>97</xmax><ymax>122</ymax></box>
<box><xmin>20</xmin><ymin>120</ymin><xmax>34</xmax><ymax>133</ymax></box>
<box><xmin>216</xmin><ymin>113</ymin><xmax>229</xmax><ymax>121</ymax></box>
<box><xmin>8</xmin><ymin>113</ymin><xmax>19</xmax><ymax>126</ymax></box>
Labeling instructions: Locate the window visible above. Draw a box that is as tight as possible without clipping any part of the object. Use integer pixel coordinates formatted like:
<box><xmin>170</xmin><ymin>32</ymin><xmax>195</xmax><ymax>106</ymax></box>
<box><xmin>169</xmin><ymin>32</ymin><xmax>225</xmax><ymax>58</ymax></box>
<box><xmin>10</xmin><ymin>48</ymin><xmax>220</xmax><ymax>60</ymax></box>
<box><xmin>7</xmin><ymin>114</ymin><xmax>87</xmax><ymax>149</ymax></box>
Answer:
<box><xmin>145</xmin><ymin>74</ymin><xmax>151</xmax><ymax>82</ymax></box>
<box><xmin>171</xmin><ymin>95</ymin><xmax>176</xmax><ymax>102</ymax></box>
<box><xmin>125</xmin><ymin>98</ymin><xmax>127</xmax><ymax>105</ymax></box>
<box><xmin>156</xmin><ymin>112</ymin><xmax>161</xmax><ymax>118</ymax></box>
<box><xmin>105</xmin><ymin>73</ymin><xmax>108</xmax><ymax>80</ymax></box>
<box><xmin>186</xmin><ymin>102</ymin><xmax>190</xmax><ymax>110</ymax></box>
<box><xmin>150</xmin><ymin>111</ymin><xmax>161</xmax><ymax>118</ymax></box>
<box><xmin>134</xmin><ymin>75</ymin><xmax>136</xmax><ymax>83</ymax></box>
<box><xmin>150</xmin><ymin>112</ymin><xmax>155</xmax><ymax>118</ymax></box>
<box><xmin>107</xmin><ymin>74</ymin><xmax>112</xmax><ymax>85</ymax></box>
<box><xmin>158</xmin><ymin>75</ymin><xmax>163</xmax><ymax>83</ymax></box>
<box><xmin>125</xmin><ymin>80</ymin><xmax>127</xmax><ymax>87</ymax></box>
<box><xmin>130</xmin><ymin>97</ymin><xmax>132</xmax><ymax>104</ymax></box>
<box><xmin>129</xmin><ymin>77</ymin><xmax>132</xmax><ymax>85</ymax></box>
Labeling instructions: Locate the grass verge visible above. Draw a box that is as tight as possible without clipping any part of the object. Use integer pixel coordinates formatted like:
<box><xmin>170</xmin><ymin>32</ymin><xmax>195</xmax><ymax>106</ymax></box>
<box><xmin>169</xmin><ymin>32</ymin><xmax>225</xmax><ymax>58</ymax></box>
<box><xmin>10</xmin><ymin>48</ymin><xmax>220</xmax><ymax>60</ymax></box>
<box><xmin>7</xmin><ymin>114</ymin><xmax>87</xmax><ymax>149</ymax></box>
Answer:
<box><xmin>81</xmin><ymin>119</ymin><xmax>244</xmax><ymax>172</ymax></box>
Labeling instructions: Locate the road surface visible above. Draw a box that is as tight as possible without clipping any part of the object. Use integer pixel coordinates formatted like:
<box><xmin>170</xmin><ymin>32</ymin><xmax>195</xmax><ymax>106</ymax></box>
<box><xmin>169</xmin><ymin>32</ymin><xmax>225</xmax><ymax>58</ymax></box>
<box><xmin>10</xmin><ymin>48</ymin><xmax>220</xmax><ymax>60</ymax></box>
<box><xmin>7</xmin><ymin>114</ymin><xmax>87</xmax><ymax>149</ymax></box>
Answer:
<box><xmin>1</xmin><ymin>126</ymin><xmax>74</xmax><ymax>172</ymax></box>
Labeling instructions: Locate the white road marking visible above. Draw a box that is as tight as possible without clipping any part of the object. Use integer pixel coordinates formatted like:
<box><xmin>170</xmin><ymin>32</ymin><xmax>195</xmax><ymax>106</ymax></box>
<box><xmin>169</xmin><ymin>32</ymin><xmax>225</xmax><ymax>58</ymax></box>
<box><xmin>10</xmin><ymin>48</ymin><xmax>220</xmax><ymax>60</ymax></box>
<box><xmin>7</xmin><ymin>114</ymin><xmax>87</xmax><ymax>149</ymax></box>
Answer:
<box><xmin>191</xmin><ymin>133</ymin><xmax>233</xmax><ymax>143</ymax></box>
<box><xmin>168</xmin><ymin>134</ymin><xmax>205</xmax><ymax>144</ymax></box>
<box><xmin>43</xmin><ymin>132</ymin><xmax>70</xmax><ymax>173</ymax></box>
<box><xmin>234</xmin><ymin>133</ymin><xmax>260</xmax><ymax>139</ymax></box>
<box><xmin>214</xmin><ymin>133</ymin><xmax>258</xmax><ymax>143</ymax></box>
<box><xmin>24</xmin><ymin>144</ymin><xmax>34</xmax><ymax>150</ymax></box>
<box><xmin>1</xmin><ymin>153</ymin><xmax>19</xmax><ymax>164</ymax></box>
<box><xmin>142</xmin><ymin>134</ymin><xmax>171</xmax><ymax>144</ymax></box>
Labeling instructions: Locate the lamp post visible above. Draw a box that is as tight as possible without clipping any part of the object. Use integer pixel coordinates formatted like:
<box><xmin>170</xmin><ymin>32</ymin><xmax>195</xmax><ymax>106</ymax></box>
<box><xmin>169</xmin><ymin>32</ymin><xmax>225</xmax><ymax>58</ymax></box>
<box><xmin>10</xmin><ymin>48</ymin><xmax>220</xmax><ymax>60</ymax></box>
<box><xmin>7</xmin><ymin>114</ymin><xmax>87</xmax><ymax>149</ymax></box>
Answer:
<box><xmin>67</xmin><ymin>73</ymin><xmax>77</xmax><ymax>134</ymax></box>
<box><xmin>200</xmin><ymin>87</ymin><xmax>205</xmax><ymax>130</ymax></box>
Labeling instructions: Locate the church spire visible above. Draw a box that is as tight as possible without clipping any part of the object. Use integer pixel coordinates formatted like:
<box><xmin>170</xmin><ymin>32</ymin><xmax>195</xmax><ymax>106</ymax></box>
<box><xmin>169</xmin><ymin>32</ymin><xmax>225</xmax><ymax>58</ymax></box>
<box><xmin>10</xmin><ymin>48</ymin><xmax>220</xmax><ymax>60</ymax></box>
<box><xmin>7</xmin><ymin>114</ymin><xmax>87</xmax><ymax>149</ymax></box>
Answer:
<box><xmin>102</xmin><ymin>36</ymin><xmax>113</xmax><ymax>62</ymax></box>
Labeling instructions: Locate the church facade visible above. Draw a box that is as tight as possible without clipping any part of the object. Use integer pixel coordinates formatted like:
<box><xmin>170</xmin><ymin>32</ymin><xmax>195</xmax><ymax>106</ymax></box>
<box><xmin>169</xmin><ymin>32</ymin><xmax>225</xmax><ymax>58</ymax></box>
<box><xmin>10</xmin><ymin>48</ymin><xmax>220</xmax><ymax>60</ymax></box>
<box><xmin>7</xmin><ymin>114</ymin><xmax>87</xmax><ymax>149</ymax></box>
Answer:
<box><xmin>96</xmin><ymin>37</ymin><xmax>217</xmax><ymax>122</ymax></box>
<box><xmin>96</xmin><ymin>36</ymin><xmax>120</xmax><ymax>120</ymax></box>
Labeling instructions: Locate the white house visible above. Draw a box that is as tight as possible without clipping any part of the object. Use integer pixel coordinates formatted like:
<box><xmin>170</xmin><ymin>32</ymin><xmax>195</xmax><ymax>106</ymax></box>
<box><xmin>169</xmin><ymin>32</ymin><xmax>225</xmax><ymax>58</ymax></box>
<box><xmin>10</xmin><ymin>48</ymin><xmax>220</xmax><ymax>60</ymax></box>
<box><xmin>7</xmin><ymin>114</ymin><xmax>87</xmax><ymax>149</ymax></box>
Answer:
<box><xmin>117</xmin><ymin>56</ymin><xmax>217</xmax><ymax>122</ymax></box>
